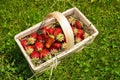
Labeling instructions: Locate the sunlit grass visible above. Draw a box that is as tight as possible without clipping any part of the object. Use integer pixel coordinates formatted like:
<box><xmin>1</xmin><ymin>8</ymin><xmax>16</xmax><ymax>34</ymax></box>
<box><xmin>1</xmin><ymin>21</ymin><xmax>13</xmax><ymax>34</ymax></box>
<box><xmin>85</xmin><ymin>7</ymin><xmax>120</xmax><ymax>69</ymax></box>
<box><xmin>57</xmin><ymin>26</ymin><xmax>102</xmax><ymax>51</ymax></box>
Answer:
<box><xmin>0</xmin><ymin>0</ymin><xmax>120</xmax><ymax>80</ymax></box>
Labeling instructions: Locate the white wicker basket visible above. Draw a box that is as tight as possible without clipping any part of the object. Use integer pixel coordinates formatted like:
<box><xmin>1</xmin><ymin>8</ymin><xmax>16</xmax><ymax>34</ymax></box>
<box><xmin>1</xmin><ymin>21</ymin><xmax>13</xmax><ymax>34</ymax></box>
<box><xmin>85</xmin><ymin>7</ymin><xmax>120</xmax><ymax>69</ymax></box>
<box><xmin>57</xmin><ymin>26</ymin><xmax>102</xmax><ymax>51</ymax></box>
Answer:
<box><xmin>14</xmin><ymin>7</ymin><xmax>98</xmax><ymax>73</ymax></box>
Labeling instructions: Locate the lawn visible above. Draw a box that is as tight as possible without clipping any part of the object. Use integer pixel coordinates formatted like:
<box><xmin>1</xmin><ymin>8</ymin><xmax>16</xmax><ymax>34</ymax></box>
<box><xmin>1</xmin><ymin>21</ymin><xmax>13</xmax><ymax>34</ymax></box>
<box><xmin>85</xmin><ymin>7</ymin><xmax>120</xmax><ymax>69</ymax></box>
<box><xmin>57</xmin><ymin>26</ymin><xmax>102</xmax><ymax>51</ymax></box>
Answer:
<box><xmin>0</xmin><ymin>0</ymin><xmax>120</xmax><ymax>80</ymax></box>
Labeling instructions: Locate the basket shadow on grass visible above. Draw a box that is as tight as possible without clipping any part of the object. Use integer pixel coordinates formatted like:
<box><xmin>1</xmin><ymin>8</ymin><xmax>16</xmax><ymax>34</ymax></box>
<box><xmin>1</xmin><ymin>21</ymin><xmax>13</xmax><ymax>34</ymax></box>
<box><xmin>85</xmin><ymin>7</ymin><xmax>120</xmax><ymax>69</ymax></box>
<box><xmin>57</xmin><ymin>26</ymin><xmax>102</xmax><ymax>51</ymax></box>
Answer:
<box><xmin>8</xmin><ymin>45</ymin><xmax>33</xmax><ymax>79</ymax></box>
<box><xmin>9</xmin><ymin>45</ymin><xmax>64</xmax><ymax>80</ymax></box>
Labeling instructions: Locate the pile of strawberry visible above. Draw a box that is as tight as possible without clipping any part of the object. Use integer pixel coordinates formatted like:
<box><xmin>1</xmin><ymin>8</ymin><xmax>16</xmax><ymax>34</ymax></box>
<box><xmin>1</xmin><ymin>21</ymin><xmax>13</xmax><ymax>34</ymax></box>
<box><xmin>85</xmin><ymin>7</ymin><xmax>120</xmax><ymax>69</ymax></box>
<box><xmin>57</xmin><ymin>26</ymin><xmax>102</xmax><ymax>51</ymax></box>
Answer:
<box><xmin>20</xmin><ymin>16</ymin><xmax>89</xmax><ymax>65</ymax></box>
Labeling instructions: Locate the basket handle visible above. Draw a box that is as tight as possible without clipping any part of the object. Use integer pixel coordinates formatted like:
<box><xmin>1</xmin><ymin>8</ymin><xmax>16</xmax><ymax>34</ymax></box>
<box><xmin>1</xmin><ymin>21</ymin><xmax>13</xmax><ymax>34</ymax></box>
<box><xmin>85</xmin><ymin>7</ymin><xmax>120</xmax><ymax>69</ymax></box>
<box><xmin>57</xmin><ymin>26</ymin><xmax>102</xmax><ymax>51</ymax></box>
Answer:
<box><xmin>46</xmin><ymin>11</ymin><xmax>74</xmax><ymax>49</ymax></box>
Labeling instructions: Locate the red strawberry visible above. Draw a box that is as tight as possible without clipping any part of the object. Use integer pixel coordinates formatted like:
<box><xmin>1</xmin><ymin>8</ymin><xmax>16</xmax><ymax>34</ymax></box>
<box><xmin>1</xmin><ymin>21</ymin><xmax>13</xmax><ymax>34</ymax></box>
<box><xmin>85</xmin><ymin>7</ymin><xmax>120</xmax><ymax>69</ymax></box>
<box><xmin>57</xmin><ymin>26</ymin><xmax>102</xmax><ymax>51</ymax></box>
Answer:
<box><xmin>30</xmin><ymin>51</ymin><xmax>40</xmax><ymax>63</ymax></box>
<box><xmin>56</xmin><ymin>33</ymin><xmax>64</xmax><ymax>42</ymax></box>
<box><xmin>45</xmin><ymin>36</ymin><xmax>55</xmax><ymax>48</ymax></box>
<box><xmin>75</xmin><ymin>20</ymin><xmax>83</xmax><ymax>29</ymax></box>
<box><xmin>37</xmin><ymin>35</ymin><xmax>43</xmax><ymax>41</ymax></box>
<box><xmin>63</xmin><ymin>36</ymin><xmax>66</xmax><ymax>42</ymax></box>
<box><xmin>53</xmin><ymin>28</ymin><xmax>62</xmax><ymax>36</ymax></box>
<box><xmin>35</xmin><ymin>42</ymin><xmax>44</xmax><ymax>51</ymax></box>
<box><xmin>52</xmin><ymin>42</ymin><xmax>61</xmax><ymax>49</ymax></box>
<box><xmin>41</xmin><ymin>34</ymin><xmax>49</xmax><ymax>40</ymax></box>
<box><xmin>30</xmin><ymin>51</ymin><xmax>39</xmax><ymax>59</ymax></box>
<box><xmin>47</xmin><ymin>27</ymin><xmax>54</xmax><ymax>35</ymax></box>
<box><xmin>40</xmin><ymin>49</ymin><xmax>49</xmax><ymax>59</ymax></box>
<box><xmin>27</xmin><ymin>32</ymin><xmax>37</xmax><ymax>44</ymax></box>
<box><xmin>77</xmin><ymin>29</ymin><xmax>84</xmax><ymax>36</ymax></box>
<box><xmin>50</xmin><ymin>46</ymin><xmax>58</xmax><ymax>52</ymax></box>
<box><xmin>21</xmin><ymin>38</ymin><xmax>28</xmax><ymax>47</ymax></box>
<box><xmin>41</xmin><ymin>26</ymin><xmax>48</xmax><ymax>34</ymax></box>
<box><xmin>75</xmin><ymin>34</ymin><xmax>83</xmax><ymax>43</ymax></box>
<box><xmin>30</xmin><ymin>32</ymin><xmax>37</xmax><ymax>39</ymax></box>
<box><xmin>25</xmin><ymin>45</ymin><xmax>34</xmax><ymax>55</ymax></box>
<box><xmin>80</xmin><ymin>35</ymin><xmax>84</xmax><ymax>40</ymax></box>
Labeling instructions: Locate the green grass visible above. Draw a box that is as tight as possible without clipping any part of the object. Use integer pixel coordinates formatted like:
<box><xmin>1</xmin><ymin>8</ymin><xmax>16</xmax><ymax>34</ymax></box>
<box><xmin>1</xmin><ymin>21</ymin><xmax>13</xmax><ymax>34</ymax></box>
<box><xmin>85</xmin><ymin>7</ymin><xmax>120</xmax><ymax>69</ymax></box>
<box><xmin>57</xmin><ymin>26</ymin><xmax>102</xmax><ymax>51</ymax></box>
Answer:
<box><xmin>0</xmin><ymin>0</ymin><xmax>120</xmax><ymax>80</ymax></box>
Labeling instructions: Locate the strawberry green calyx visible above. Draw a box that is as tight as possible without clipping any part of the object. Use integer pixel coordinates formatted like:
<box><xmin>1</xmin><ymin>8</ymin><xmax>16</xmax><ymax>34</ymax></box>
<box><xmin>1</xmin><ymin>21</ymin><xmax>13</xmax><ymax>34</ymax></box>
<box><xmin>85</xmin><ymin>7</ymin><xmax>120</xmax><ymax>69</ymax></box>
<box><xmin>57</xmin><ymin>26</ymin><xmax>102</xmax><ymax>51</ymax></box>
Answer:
<box><xmin>49</xmin><ymin>34</ymin><xmax>55</xmax><ymax>39</ymax></box>
<box><xmin>26</xmin><ymin>49</ymin><xmax>33</xmax><ymax>55</ymax></box>
<box><xmin>43</xmin><ymin>54</ymin><xmax>52</xmax><ymax>61</ymax></box>
<box><xmin>73</xmin><ymin>27</ymin><xmax>78</xmax><ymax>35</ymax></box>
<box><xmin>62</xmin><ymin>42</ymin><xmax>67</xmax><ymax>49</ymax></box>
<box><xmin>38</xmin><ymin>48</ymin><xmax>42</xmax><ymax>51</ymax></box>
<box><xmin>71</xmin><ymin>27</ymin><xmax>78</xmax><ymax>36</ymax></box>
<box><xmin>50</xmin><ymin>49</ymin><xmax>58</xmax><ymax>55</ymax></box>
<box><xmin>56</xmin><ymin>33</ymin><xmax>64</xmax><ymax>42</ymax></box>
<box><xmin>84</xmin><ymin>32</ymin><xmax>89</xmax><ymax>38</ymax></box>
<box><xmin>25</xmin><ymin>46</ymin><xmax>34</xmax><ymax>55</ymax></box>
<box><xmin>68</xmin><ymin>16</ymin><xmax>76</xmax><ymax>25</ymax></box>
<box><xmin>75</xmin><ymin>37</ymin><xmax>82</xmax><ymax>43</ymax></box>
<box><xmin>28</xmin><ymin>37</ymin><xmax>36</xmax><ymax>44</ymax></box>
<box><xmin>32</xmin><ymin>58</ymin><xmax>39</xmax><ymax>65</ymax></box>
